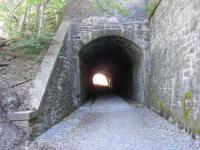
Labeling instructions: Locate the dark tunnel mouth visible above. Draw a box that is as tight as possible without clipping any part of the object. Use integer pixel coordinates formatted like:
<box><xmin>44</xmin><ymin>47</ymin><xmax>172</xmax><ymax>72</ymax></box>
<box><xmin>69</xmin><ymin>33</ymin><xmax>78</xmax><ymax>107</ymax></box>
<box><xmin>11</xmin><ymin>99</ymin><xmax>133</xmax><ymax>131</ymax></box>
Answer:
<box><xmin>79</xmin><ymin>36</ymin><xmax>142</xmax><ymax>102</ymax></box>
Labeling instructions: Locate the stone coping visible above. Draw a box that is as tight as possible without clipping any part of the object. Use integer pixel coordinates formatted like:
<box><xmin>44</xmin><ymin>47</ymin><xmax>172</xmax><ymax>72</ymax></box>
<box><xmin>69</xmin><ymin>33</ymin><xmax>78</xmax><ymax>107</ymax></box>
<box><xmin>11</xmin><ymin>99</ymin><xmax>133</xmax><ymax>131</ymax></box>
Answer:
<box><xmin>30</xmin><ymin>21</ymin><xmax>71</xmax><ymax>109</ymax></box>
<box><xmin>8</xmin><ymin>110</ymin><xmax>38</xmax><ymax>121</ymax></box>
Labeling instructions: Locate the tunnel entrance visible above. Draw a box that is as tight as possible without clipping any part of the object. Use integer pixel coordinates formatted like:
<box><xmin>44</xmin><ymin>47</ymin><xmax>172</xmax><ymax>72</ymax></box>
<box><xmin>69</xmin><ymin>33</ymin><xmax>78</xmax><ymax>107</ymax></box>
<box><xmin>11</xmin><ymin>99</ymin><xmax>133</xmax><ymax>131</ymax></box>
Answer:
<box><xmin>79</xmin><ymin>36</ymin><xmax>142</xmax><ymax>102</ymax></box>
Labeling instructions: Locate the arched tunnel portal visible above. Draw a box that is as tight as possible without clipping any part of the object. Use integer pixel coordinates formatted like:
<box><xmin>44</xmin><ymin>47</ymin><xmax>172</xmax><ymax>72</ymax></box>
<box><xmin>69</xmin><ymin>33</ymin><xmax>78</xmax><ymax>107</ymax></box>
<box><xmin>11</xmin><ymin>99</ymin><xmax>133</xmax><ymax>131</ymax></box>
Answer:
<box><xmin>79</xmin><ymin>36</ymin><xmax>143</xmax><ymax>102</ymax></box>
<box><xmin>8</xmin><ymin>30</ymin><xmax>148</xmax><ymax>138</ymax></box>
<box><xmin>7</xmin><ymin>1</ymin><xmax>150</xmax><ymax>138</ymax></box>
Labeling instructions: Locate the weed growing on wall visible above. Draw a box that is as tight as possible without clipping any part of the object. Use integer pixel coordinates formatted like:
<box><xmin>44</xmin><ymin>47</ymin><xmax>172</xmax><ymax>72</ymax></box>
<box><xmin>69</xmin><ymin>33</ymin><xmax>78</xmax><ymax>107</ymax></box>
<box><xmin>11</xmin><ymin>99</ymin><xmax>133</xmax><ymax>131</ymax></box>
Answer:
<box><xmin>145</xmin><ymin>0</ymin><xmax>160</xmax><ymax>17</ymax></box>
<box><xmin>91</xmin><ymin>0</ymin><xmax>130</xmax><ymax>16</ymax></box>
<box><xmin>182</xmin><ymin>91</ymin><xmax>193</xmax><ymax>121</ymax></box>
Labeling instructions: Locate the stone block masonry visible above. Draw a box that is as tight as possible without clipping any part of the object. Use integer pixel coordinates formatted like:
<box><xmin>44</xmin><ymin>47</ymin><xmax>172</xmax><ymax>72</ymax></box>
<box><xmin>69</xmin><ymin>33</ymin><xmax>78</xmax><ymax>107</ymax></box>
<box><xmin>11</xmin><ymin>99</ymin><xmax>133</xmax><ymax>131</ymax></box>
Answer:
<box><xmin>149</xmin><ymin>0</ymin><xmax>200</xmax><ymax>136</ymax></box>
<box><xmin>8</xmin><ymin>0</ymin><xmax>200</xmax><ymax>138</ymax></box>
<box><xmin>8</xmin><ymin>0</ymin><xmax>150</xmax><ymax>138</ymax></box>
<box><xmin>7</xmin><ymin>0</ymin><xmax>200</xmax><ymax>138</ymax></box>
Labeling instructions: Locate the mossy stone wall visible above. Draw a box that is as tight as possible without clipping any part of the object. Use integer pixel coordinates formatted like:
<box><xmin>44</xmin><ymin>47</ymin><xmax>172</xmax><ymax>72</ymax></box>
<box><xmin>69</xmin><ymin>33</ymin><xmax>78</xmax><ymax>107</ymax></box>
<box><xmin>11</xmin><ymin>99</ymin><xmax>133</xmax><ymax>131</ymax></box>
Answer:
<box><xmin>150</xmin><ymin>0</ymin><xmax>200</xmax><ymax>136</ymax></box>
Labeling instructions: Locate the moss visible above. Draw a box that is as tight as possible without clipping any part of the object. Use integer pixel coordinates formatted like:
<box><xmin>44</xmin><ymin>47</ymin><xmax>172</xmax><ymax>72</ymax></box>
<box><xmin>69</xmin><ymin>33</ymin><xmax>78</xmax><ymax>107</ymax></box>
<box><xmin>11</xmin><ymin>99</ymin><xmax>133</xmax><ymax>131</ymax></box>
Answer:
<box><xmin>173</xmin><ymin>116</ymin><xmax>200</xmax><ymax>137</ymax></box>
<box><xmin>182</xmin><ymin>91</ymin><xmax>193</xmax><ymax>121</ymax></box>
<box><xmin>158</xmin><ymin>99</ymin><xmax>171</xmax><ymax>119</ymax></box>
<box><xmin>177</xmin><ymin>91</ymin><xmax>200</xmax><ymax>137</ymax></box>
<box><xmin>150</xmin><ymin>94</ymin><xmax>161</xmax><ymax>112</ymax></box>
<box><xmin>150</xmin><ymin>91</ymin><xmax>200</xmax><ymax>137</ymax></box>
<box><xmin>195</xmin><ymin>128</ymin><xmax>200</xmax><ymax>135</ymax></box>
<box><xmin>150</xmin><ymin>93</ymin><xmax>171</xmax><ymax>119</ymax></box>
<box><xmin>183</xmin><ymin>91</ymin><xmax>193</xmax><ymax>100</ymax></box>
<box><xmin>188</xmin><ymin>119</ymin><xmax>200</xmax><ymax>136</ymax></box>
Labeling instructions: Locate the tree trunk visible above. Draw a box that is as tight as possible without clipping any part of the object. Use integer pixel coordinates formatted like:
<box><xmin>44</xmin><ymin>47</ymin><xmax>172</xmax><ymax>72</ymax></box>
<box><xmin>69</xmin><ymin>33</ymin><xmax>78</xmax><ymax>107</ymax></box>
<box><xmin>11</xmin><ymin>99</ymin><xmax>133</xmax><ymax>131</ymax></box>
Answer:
<box><xmin>37</xmin><ymin>0</ymin><xmax>50</xmax><ymax>36</ymax></box>
<box><xmin>37</xmin><ymin>1</ymin><xmax>44</xmax><ymax>36</ymax></box>
<box><xmin>35</xmin><ymin>4</ymin><xmax>41</xmax><ymax>32</ymax></box>
<box><xmin>18</xmin><ymin>0</ymin><xmax>28</xmax><ymax>32</ymax></box>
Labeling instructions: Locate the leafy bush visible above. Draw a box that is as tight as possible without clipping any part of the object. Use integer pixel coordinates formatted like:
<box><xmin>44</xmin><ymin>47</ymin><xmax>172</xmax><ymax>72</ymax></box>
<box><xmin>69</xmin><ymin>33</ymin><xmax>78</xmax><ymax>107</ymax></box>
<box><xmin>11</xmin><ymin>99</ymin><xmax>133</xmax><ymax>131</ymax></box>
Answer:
<box><xmin>0</xmin><ymin>0</ymin><xmax>65</xmax><ymax>56</ymax></box>
<box><xmin>0</xmin><ymin>0</ymin><xmax>66</xmax><ymax>37</ymax></box>
<box><xmin>9</xmin><ymin>33</ymin><xmax>52</xmax><ymax>55</ymax></box>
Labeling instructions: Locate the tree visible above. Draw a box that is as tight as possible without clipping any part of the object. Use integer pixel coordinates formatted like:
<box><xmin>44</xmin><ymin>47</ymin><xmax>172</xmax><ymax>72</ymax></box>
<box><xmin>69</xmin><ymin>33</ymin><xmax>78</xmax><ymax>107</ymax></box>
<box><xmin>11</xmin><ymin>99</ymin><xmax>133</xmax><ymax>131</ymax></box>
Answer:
<box><xmin>0</xmin><ymin>0</ymin><xmax>65</xmax><ymax>38</ymax></box>
<box><xmin>0</xmin><ymin>0</ymin><xmax>66</xmax><ymax>55</ymax></box>
<box><xmin>0</xmin><ymin>0</ymin><xmax>128</xmax><ymax>55</ymax></box>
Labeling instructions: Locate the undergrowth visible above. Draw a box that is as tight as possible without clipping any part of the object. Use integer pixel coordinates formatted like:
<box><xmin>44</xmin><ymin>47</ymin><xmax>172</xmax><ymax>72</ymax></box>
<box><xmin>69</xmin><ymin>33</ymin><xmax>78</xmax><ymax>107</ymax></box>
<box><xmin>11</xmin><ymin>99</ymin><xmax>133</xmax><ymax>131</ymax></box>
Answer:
<box><xmin>8</xmin><ymin>33</ymin><xmax>53</xmax><ymax>55</ymax></box>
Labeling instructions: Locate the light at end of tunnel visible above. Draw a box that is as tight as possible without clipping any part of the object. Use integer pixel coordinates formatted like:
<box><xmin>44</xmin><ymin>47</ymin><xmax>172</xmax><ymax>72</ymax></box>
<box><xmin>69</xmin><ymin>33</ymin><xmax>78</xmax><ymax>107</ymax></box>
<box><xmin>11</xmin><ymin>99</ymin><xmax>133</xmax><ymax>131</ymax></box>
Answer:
<box><xmin>92</xmin><ymin>73</ymin><xmax>110</xmax><ymax>87</ymax></box>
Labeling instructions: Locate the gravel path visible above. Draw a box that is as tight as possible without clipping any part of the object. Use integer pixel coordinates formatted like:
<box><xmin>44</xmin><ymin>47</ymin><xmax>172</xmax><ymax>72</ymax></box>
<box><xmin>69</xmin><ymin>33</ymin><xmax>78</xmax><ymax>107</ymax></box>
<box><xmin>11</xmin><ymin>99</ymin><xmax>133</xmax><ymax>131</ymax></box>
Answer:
<box><xmin>31</xmin><ymin>96</ymin><xmax>200</xmax><ymax>150</ymax></box>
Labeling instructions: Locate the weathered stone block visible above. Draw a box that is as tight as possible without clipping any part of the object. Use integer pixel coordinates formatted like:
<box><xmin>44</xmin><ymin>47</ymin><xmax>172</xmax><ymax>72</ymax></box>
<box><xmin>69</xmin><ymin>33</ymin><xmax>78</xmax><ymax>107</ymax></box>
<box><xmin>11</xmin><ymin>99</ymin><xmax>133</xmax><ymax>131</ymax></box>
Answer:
<box><xmin>150</xmin><ymin>0</ymin><xmax>200</xmax><ymax>135</ymax></box>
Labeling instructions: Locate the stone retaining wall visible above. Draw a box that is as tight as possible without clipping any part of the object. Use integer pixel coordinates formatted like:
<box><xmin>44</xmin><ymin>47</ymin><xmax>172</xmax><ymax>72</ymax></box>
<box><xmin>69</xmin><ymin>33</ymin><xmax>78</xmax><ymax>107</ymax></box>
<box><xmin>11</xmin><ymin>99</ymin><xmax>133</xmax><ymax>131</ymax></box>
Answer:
<box><xmin>149</xmin><ymin>0</ymin><xmax>200</xmax><ymax>136</ymax></box>
<box><xmin>8</xmin><ymin>0</ymin><xmax>200</xmax><ymax>138</ymax></box>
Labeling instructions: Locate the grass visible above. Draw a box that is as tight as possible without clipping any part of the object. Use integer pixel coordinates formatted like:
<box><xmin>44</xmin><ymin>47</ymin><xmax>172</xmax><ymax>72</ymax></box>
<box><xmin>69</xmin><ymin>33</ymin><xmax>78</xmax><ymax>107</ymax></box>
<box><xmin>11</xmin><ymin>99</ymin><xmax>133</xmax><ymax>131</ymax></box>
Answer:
<box><xmin>182</xmin><ymin>91</ymin><xmax>193</xmax><ymax>121</ymax></box>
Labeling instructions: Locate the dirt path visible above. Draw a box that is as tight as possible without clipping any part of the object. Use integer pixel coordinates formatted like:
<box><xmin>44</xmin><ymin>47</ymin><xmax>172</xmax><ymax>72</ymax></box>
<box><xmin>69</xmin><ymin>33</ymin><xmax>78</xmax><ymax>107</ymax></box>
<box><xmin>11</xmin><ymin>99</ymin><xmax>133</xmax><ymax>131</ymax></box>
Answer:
<box><xmin>31</xmin><ymin>96</ymin><xmax>200</xmax><ymax>150</ymax></box>
<box><xmin>0</xmin><ymin>45</ymin><xmax>46</xmax><ymax>150</ymax></box>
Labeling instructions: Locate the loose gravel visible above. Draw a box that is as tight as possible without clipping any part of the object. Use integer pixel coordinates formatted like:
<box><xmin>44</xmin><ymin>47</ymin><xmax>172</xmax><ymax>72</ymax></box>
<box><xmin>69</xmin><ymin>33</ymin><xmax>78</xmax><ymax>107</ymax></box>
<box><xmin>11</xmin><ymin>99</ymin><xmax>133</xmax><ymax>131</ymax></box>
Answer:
<box><xmin>30</xmin><ymin>96</ymin><xmax>200</xmax><ymax>150</ymax></box>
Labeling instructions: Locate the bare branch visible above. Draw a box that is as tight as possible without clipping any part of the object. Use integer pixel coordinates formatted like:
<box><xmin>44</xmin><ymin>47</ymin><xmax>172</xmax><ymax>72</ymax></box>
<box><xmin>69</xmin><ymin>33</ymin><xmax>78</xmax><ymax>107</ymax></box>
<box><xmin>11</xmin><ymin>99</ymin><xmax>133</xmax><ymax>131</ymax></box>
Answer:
<box><xmin>13</xmin><ymin>0</ymin><xmax>24</xmax><ymax>12</ymax></box>
<box><xmin>8</xmin><ymin>78</ymin><xmax>32</xmax><ymax>88</ymax></box>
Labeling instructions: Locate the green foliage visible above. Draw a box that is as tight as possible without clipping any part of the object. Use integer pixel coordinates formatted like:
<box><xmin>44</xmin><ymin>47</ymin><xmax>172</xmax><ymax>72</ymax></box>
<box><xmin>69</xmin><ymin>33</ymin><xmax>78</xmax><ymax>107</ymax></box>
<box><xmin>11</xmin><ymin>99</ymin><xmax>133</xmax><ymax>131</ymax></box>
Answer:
<box><xmin>150</xmin><ymin>93</ymin><xmax>171</xmax><ymax>119</ymax></box>
<box><xmin>91</xmin><ymin>0</ymin><xmax>130</xmax><ymax>16</ymax></box>
<box><xmin>145</xmin><ymin>0</ymin><xmax>159</xmax><ymax>16</ymax></box>
<box><xmin>42</xmin><ymin>0</ymin><xmax>66</xmax><ymax>33</ymax></box>
<box><xmin>182</xmin><ymin>91</ymin><xmax>193</xmax><ymax>121</ymax></box>
<box><xmin>0</xmin><ymin>0</ymin><xmax>129</xmax><ymax>56</ymax></box>
<box><xmin>9</xmin><ymin>33</ymin><xmax>52</xmax><ymax>55</ymax></box>
<box><xmin>183</xmin><ymin>91</ymin><xmax>193</xmax><ymax>100</ymax></box>
<box><xmin>0</xmin><ymin>0</ymin><xmax>66</xmax><ymax>54</ymax></box>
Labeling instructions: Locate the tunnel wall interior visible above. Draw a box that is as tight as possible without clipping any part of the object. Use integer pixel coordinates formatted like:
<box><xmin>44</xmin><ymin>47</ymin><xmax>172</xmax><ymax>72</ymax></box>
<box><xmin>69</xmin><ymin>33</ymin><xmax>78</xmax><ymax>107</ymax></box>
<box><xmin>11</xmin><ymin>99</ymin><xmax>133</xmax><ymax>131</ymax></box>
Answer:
<box><xmin>79</xmin><ymin>36</ymin><xmax>143</xmax><ymax>102</ymax></box>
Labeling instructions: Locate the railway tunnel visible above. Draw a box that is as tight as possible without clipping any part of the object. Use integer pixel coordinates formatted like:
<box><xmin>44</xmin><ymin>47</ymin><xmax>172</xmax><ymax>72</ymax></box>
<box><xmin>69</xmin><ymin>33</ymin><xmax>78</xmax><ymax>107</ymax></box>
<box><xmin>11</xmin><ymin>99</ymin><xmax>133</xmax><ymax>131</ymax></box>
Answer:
<box><xmin>79</xmin><ymin>36</ymin><xmax>143</xmax><ymax>102</ymax></box>
<box><xmin>7</xmin><ymin>0</ymin><xmax>150</xmax><ymax>137</ymax></box>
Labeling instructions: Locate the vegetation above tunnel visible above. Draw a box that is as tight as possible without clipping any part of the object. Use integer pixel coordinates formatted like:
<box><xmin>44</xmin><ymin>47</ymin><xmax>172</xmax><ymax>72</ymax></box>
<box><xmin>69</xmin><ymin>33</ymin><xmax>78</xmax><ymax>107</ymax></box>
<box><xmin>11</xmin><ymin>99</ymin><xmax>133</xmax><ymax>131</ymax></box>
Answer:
<box><xmin>0</xmin><ymin>0</ymin><xmax>66</xmax><ymax>55</ymax></box>
<box><xmin>0</xmin><ymin>0</ymin><xmax>130</xmax><ymax>55</ymax></box>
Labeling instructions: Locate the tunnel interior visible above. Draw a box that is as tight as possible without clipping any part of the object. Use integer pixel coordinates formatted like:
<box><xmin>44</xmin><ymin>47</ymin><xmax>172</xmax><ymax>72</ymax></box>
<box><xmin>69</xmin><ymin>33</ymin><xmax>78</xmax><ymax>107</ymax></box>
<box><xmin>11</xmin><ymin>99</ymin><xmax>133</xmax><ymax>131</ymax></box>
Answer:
<box><xmin>79</xmin><ymin>36</ymin><xmax>142</xmax><ymax>102</ymax></box>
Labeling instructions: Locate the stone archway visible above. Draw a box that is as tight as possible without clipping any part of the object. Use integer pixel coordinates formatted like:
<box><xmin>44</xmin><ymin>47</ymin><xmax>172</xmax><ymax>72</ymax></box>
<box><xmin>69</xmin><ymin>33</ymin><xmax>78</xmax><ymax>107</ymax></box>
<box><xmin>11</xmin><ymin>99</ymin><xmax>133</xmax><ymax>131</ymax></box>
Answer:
<box><xmin>78</xmin><ymin>36</ymin><xmax>144</xmax><ymax>102</ymax></box>
<box><xmin>8</xmin><ymin>16</ymin><xmax>150</xmax><ymax>137</ymax></box>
